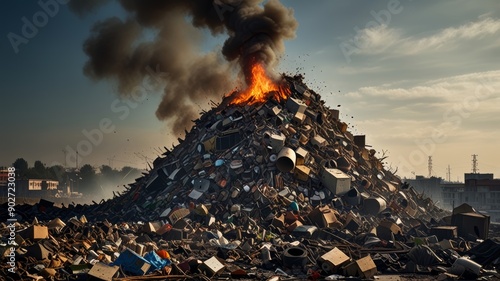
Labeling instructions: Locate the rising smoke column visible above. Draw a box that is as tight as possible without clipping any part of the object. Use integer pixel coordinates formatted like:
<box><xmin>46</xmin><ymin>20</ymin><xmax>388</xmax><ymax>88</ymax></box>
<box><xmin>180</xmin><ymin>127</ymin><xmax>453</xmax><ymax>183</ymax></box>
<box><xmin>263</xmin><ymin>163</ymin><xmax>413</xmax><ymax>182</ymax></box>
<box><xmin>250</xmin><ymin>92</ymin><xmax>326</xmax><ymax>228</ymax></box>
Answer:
<box><xmin>79</xmin><ymin>0</ymin><xmax>297</xmax><ymax>134</ymax></box>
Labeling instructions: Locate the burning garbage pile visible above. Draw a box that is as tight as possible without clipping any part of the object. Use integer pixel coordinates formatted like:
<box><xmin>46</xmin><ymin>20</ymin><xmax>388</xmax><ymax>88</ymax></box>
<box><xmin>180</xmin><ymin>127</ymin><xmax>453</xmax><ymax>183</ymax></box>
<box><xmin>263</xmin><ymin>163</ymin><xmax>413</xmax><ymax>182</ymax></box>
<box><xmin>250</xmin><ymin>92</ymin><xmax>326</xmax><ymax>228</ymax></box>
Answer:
<box><xmin>2</xmin><ymin>69</ymin><xmax>500</xmax><ymax>280</ymax></box>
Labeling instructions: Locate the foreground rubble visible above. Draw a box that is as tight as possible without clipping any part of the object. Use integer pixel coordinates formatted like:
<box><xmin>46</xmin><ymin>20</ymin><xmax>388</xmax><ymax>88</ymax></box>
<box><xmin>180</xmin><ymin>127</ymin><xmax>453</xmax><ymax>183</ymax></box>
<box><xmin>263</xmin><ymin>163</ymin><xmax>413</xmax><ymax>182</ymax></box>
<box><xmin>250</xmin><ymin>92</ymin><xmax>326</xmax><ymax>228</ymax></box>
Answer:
<box><xmin>2</xmin><ymin>75</ymin><xmax>500</xmax><ymax>280</ymax></box>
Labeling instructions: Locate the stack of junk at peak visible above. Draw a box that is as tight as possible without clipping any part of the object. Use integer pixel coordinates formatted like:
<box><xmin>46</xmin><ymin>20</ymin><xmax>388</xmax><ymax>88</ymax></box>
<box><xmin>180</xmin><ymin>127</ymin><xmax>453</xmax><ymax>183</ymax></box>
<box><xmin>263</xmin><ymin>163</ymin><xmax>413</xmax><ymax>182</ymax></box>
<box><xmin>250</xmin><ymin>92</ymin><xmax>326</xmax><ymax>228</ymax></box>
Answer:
<box><xmin>2</xmin><ymin>75</ymin><xmax>499</xmax><ymax>280</ymax></box>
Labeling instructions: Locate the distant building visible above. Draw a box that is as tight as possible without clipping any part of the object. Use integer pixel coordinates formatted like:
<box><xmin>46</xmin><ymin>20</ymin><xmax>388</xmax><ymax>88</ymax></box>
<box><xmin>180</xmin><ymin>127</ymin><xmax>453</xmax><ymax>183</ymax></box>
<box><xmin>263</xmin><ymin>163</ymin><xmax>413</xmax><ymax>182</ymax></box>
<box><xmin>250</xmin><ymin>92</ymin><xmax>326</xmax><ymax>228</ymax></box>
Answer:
<box><xmin>0</xmin><ymin>178</ymin><xmax>59</xmax><ymax>198</ymax></box>
<box><xmin>0</xmin><ymin>168</ymin><xmax>8</xmax><ymax>187</ymax></box>
<box><xmin>442</xmin><ymin>173</ymin><xmax>500</xmax><ymax>223</ymax></box>
<box><xmin>406</xmin><ymin>175</ymin><xmax>444</xmax><ymax>208</ymax></box>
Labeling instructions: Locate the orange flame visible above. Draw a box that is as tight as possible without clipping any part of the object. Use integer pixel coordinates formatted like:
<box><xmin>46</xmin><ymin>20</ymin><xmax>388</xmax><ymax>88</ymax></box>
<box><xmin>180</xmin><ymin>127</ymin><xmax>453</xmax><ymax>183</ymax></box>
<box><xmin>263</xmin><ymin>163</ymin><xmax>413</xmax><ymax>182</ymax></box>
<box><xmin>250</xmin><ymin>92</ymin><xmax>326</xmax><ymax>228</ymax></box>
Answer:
<box><xmin>230</xmin><ymin>63</ymin><xmax>290</xmax><ymax>106</ymax></box>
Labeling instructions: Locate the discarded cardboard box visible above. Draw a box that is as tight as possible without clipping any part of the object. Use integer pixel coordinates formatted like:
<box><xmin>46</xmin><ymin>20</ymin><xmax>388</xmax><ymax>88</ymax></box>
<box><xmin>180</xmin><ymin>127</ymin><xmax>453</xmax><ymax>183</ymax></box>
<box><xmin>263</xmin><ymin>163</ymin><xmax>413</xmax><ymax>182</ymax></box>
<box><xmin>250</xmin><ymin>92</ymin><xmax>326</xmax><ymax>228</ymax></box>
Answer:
<box><xmin>295</xmin><ymin>147</ymin><xmax>309</xmax><ymax>165</ymax></box>
<box><xmin>21</xmin><ymin>225</ymin><xmax>48</xmax><ymax>240</ymax></box>
<box><xmin>308</xmin><ymin>206</ymin><xmax>337</xmax><ymax>228</ymax></box>
<box><xmin>320</xmin><ymin>168</ymin><xmax>350</xmax><ymax>195</ymax></box>
<box><xmin>294</xmin><ymin>165</ymin><xmax>310</xmax><ymax>181</ymax></box>
<box><xmin>272</xmin><ymin>214</ymin><xmax>286</xmax><ymax>229</ymax></box>
<box><xmin>88</xmin><ymin>262</ymin><xmax>119</xmax><ymax>281</ymax></box>
<box><xmin>47</xmin><ymin>217</ymin><xmax>66</xmax><ymax>230</ymax></box>
<box><xmin>376</xmin><ymin>220</ymin><xmax>402</xmax><ymax>241</ymax></box>
<box><xmin>311</xmin><ymin>135</ymin><xmax>327</xmax><ymax>147</ymax></box>
<box><xmin>169</xmin><ymin>208</ymin><xmax>190</xmax><ymax>225</ymax></box>
<box><xmin>203</xmin><ymin>136</ymin><xmax>216</xmax><ymax>152</ymax></box>
<box><xmin>344</xmin><ymin>255</ymin><xmax>377</xmax><ymax>279</ymax></box>
<box><xmin>142</xmin><ymin>222</ymin><xmax>159</xmax><ymax>233</ymax></box>
<box><xmin>451</xmin><ymin>212</ymin><xmax>490</xmax><ymax>240</ymax></box>
<box><xmin>293</xmin><ymin>111</ymin><xmax>306</xmax><ymax>125</ymax></box>
<box><xmin>319</xmin><ymin>247</ymin><xmax>350</xmax><ymax>273</ymax></box>
<box><xmin>269</xmin><ymin>105</ymin><xmax>281</xmax><ymax>116</ymax></box>
<box><xmin>270</xmin><ymin>133</ymin><xmax>286</xmax><ymax>152</ymax></box>
<box><xmin>113</xmin><ymin>248</ymin><xmax>151</xmax><ymax>276</ymax></box>
<box><xmin>200</xmin><ymin>256</ymin><xmax>225</xmax><ymax>277</ymax></box>
<box><xmin>430</xmin><ymin>226</ymin><xmax>458</xmax><ymax>241</ymax></box>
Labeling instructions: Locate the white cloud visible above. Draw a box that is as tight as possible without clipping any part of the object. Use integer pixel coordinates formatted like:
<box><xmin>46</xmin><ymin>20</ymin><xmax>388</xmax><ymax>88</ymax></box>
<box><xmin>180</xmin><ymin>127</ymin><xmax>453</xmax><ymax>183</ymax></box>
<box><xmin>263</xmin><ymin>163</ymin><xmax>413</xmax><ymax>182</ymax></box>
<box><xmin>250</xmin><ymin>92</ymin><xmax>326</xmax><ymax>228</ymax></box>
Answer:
<box><xmin>408</xmin><ymin>17</ymin><xmax>500</xmax><ymax>54</ymax></box>
<box><xmin>350</xmin><ymin>17</ymin><xmax>500</xmax><ymax>56</ymax></box>
<box><xmin>346</xmin><ymin>70</ymin><xmax>500</xmax><ymax>105</ymax></box>
<box><xmin>355</xmin><ymin>24</ymin><xmax>401</xmax><ymax>54</ymax></box>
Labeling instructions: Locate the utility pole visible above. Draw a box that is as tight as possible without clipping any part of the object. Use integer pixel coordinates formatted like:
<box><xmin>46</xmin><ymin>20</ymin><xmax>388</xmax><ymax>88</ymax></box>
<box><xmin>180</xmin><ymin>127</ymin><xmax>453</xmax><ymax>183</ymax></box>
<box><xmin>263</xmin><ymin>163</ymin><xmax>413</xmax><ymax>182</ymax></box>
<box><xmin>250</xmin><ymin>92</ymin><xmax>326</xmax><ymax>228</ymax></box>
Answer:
<box><xmin>446</xmin><ymin>165</ymin><xmax>451</xmax><ymax>182</ymax></box>
<box><xmin>428</xmin><ymin>156</ymin><xmax>433</xmax><ymax>178</ymax></box>
<box><xmin>472</xmin><ymin>154</ymin><xmax>478</xmax><ymax>174</ymax></box>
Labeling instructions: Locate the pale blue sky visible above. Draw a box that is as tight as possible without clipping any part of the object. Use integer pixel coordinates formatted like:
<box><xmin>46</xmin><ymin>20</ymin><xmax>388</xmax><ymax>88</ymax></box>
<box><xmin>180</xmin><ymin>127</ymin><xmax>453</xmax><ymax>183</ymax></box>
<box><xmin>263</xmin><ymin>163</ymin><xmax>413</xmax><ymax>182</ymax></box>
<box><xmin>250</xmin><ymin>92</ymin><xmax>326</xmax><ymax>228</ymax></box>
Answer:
<box><xmin>1</xmin><ymin>0</ymin><xmax>499</xmax><ymax>180</ymax></box>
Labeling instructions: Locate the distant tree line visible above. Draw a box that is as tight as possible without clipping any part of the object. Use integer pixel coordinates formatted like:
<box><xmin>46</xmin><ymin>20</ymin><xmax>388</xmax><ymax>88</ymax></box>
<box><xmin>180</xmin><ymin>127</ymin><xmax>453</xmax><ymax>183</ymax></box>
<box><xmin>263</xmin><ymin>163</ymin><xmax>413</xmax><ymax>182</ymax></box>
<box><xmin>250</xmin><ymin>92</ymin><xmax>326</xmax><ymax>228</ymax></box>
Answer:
<box><xmin>12</xmin><ymin>158</ymin><xmax>62</xmax><ymax>180</ymax></box>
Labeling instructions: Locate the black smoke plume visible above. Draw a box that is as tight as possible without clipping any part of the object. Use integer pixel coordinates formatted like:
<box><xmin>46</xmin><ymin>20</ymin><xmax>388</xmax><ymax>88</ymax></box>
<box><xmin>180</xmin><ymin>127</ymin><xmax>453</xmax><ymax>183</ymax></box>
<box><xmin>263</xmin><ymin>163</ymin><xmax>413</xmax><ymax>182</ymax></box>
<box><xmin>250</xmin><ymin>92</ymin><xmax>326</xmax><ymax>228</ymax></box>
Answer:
<box><xmin>77</xmin><ymin>0</ymin><xmax>298</xmax><ymax>134</ymax></box>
